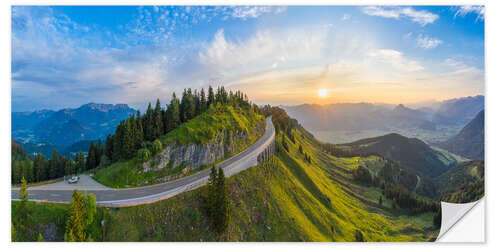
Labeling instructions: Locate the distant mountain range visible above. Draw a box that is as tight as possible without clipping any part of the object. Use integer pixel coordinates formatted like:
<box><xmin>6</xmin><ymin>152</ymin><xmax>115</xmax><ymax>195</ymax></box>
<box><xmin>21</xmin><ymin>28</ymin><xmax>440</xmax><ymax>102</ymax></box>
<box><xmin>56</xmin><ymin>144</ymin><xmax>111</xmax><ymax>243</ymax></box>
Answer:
<box><xmin>431</xmin><ymin>96</ymin><xmax>485</xmax><ymax>125</ymax></box>
<box><xmin>283</xmin><ymin>95</ymin><xmax>484</xmax><ymax>143</ymax></box>
<box><xmin>437</xmin><ymin>110</ymin><xmax>484</xmax><ymax>160</ymax></box>
<box><xmin>12</xmin><ymin>103</ymin><xmax>136</xmax><ymax>147</ymax></box>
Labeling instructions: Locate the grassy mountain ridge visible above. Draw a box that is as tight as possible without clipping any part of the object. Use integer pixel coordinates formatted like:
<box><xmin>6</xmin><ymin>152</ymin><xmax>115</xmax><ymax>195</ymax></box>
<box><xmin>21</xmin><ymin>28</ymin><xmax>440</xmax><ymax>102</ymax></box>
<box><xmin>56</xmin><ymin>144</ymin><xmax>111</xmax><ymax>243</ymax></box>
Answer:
<box><xmin>159</xmin><ymin>104</ymin><xmax>263</xmax><ymax>145</ymax></box>
<box><xmin>436</xmin><ymin>160</ymin><xmax>484</xmax><ymax>203</ymax></box>
<box><xmin>93</xmin><ymin>104</ymin><xmax>264</xmax><ymax>188</ymax></box>
<box><xmin>338</xmin><ymin>133</ymin><xmax>457</xmax><ymax>177</ymax></box>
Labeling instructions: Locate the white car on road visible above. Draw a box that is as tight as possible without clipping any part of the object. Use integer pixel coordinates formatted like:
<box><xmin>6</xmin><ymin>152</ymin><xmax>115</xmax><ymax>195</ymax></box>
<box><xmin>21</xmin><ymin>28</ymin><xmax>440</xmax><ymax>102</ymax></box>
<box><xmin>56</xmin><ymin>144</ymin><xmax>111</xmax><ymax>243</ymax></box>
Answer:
<box><xmin>67</xmin><ymin>176</ymin><xmax>80</xmax><ymax>184</ymax></box>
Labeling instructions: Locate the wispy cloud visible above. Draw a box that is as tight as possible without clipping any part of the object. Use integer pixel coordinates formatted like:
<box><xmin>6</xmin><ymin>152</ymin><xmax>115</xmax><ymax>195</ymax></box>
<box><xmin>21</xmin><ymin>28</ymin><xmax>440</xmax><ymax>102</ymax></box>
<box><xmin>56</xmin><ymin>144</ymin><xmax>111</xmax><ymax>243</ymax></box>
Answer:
<box><xmin>454</xmin><ymin>5</ymin><xmax>484</xmax><ymax>20</ymax></box>
<box><xmin>368</xmin><ymin>49</ymin><xmax>424</xmax><ymax>72</ymax></box>
<box><xmin>416</xmin><ymin>34</ymin><xmax>443</xmax><ymax>49</ymax></box>
<box><xmin>362</xmin><ymin>6</ymin><xmax>439</xmax><ymax>26</ymax></box>
<box><xmin>230</xmin><ymin>6</ymin><xmax>286</xmax><ymax>19</ymax></box>
<box><xmin>444</xmin><ymin>58</ymin><xmax>467</xmax><ymax>68</ymax></box>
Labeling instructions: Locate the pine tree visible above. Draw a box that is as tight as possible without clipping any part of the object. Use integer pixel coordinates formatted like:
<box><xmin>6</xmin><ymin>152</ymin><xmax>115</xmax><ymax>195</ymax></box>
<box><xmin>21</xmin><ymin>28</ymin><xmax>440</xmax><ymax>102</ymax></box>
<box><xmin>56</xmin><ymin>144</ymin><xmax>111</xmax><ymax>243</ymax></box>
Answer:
<box><xmin>65</xmin><ymin>190</ymin><xmax>86</xmax><ymax>241</ymax></box>
<box><xmin>154</xmin><ymin>98</ymin><xmax>164</xmax><ymax>137</ymax></box>
<box><xmin>34</xmin><ymin>153</ymin><xmax>46</xmax><ymax>182</ymax></box>
<box><xmin>215</xmin><ymin>167</ymin><xmax>230</xmax><ymax>234</ymax></box>
<box><xmin>220</xmin><ymin>86</ymin><xmax>228</xmax><ymax>104</ymax></box>
<box><xmin>18</xmin><ymin>177</ymin><xmax>29</xmax><ymax>233</ymax></box>
<box><xmin>65</xmin><ymin>158</ymin><xmax>74</xmax><ymax>177</ymax></box>
<box><xmin>200</xmin><ymin>88</ymin><xmax>207</xmax><ymax>112</ymax></box>
<box><xmin>112</xmin><ymin>123</ymin><xmax>124</xmax><ymax>162</ymax></box>
<box><xmin>121</xmin><ymin>119</ymin><xmax>135</xmax><ymax>159</ymax></box>
<box><xmin>37</xmin><ymin>233</ymin><xmax>44</xmax><ymax>242</ymax></box>
<box><xmin>207</xmin><ymin>165</ymin><xmax>218</xmax><ymax>218</ymax></box>
<box><xmin>76</xmin><ymin>151</ymin><xmax>85</xmax><ymax>174</ymax></box>
<box><xmin>64</xmin><ymin>190</ymin><xmax>96</xmax><ymax>242</ymax></box>
<box><xmin>49</xmin><ymin>150</ymin><xmax>58</xmax><ymax>179</ymax></box>
<box><xmin>194</xmin><ymin>89</ymin><xmax>201</xmax><ymax>115</ymax></box>
<box><xmin>104</xmin><ymin>134</ymin><xmax>113</xmax><ymax>161</ymax></box>
<box><xmin>86</xmin><ymin>142</ymin><xmax>96</xmax><ymax>170</ymax></box>
<box><xmin>144</xmin><ymin>103</ymin><xmax>154</xmax><ymax>141</ymax></box>
<box><xmin>135</xmin><ymin>111</ymin><xmax>144</xmax><ymax>148</ymax></box>
<box><xmin>208</xmin><ymin>86</ymin><xmax>215</xmax><ymax>106</ymax></box>
<box><xmin>57</xmin><ymin>155</ymin><xmax>65</xmax><ymax>177</ymax></box>
<box><xmin>166</xmin><ymin>92</ymin><xmax>180</xmax><ymax>132</ymax></box>
<box><xmin>95</xmin><ymin>139</ymin><xmax>103</xmax><ymax>167</ymax></box>
<box><xmin>180</xmin><ymin>89</ymin><xmax>195</xmax><ymax>122</ymax></box>
<box><xmin>379</xmin><ymin>196</ymin><xmax>383</xmax><ymax>206</ymax></box>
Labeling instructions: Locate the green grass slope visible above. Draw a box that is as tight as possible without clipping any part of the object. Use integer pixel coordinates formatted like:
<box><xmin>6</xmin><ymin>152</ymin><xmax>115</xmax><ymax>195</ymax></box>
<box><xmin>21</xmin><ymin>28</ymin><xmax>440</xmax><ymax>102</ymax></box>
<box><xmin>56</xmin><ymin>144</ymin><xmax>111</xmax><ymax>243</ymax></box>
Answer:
<box><xmin>436</xmin><ymin>160</ymin><xmax>484</xmax><ymax>203</ymax></box>
<box><xmin>339</xmin><ymin>133</ymin><xmax>458</xmax><ymax>177</ymax></box>
<box><xmin>93</xmin><ymin>105</ymin><xmax>264</xmax><ymax>188</ymax></box>
<box><xmin>15</xmin><ymin>124</ymin><xmax>438</xmax><ymax>242</ymax></box>
<box><xmin>160</xmin><ymin>104</ymin><xmax>263</xmax><ymax>145</ymax></box>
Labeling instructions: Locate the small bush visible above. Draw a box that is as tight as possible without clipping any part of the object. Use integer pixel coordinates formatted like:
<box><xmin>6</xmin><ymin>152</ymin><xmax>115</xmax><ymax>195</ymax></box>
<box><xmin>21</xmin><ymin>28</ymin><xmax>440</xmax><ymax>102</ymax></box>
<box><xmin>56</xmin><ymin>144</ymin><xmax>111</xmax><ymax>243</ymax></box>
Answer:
<box><xmin>137</xmin><ymin>148</ymin><xmax>152</xmax><ymax>163</ymax></box>
<box><xmin>152</xmin><ymin>140</ymin><xmax>163</xmax><ymax>155</ymax></box>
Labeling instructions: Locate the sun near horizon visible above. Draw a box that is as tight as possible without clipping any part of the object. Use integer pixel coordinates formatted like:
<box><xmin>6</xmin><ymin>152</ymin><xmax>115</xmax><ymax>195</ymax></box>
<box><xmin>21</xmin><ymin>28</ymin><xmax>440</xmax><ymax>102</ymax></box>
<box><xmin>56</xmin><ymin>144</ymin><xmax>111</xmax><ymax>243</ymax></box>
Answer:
<box><xmin>318</xmin><ymin>89</ymin><xmax>328</xmax><ymax>98</ymax></box>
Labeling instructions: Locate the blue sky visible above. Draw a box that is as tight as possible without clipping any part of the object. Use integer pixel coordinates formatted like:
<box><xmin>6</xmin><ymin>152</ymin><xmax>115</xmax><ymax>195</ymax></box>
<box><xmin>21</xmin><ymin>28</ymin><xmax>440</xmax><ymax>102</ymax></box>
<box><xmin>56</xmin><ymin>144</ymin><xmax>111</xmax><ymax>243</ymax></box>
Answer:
<box><xmin>11</xmin><ymin>5</ymin><xmax>484</xmax><ymax>111</ymax></box>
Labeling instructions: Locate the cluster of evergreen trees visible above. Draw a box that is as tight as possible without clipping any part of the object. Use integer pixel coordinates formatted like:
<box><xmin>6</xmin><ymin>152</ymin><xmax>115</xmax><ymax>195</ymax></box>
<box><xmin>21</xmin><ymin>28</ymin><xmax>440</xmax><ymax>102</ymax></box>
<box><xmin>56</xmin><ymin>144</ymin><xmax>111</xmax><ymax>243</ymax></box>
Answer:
<box><xmin>104</xmin><ymin>86</ymin><xmax>253</xmax><ymax>164</ymax></box>
<box><xmin>440</xmin><ymin>177</ymin><xmax>484</xmax><ymax>203</ymax></box>
<box><xmin>382</xmin><ymin>183</ymin><xmax>439</xmax><ymax>214</ymax></box>
<box><xmin>11</xmin><ymin>141</ymin><xmax>105</xmax><ymax>184</ymax></box>
<box><xmin>206</xmin><ymin>165</ymin><xmax>230</xmax><ymax>235</ymax></box>
<box><xmin>374</xmin><ymin>160</ymin><xmax>419</xmax><ymax>191</ymax></box>
<box><xmin>352</xmin><ymin>165</ymin><xmax>373</xmax><ymax>185</ymax></box>
<box><xmin>348</xmin><ymin>159</ymin><xmax>438</xmax><ymax>214</ymax></box>
<box><xmin>319</xmin><ymin>143</ymin><xmax>380</xmax><ymax>158</ymax></box>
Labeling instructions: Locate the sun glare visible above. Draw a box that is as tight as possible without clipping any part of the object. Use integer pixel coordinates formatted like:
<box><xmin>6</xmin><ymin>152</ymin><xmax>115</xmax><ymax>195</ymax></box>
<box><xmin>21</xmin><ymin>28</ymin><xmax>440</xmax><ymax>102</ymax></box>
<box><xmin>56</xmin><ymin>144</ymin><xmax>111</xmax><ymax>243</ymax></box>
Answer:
<box><xmin>318</xmin><ymin>89</ymin><xmax>328</xmax><ymax>98</ymax></box>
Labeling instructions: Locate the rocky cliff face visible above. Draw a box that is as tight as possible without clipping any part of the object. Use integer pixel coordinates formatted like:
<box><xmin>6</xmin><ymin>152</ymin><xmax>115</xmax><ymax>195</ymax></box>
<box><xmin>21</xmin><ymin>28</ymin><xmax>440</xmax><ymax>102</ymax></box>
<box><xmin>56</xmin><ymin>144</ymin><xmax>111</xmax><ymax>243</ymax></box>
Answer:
<box><xmin>142</xmin><ymin>121</ymin><xmax>265</xmax><ymax>172</ymax></box>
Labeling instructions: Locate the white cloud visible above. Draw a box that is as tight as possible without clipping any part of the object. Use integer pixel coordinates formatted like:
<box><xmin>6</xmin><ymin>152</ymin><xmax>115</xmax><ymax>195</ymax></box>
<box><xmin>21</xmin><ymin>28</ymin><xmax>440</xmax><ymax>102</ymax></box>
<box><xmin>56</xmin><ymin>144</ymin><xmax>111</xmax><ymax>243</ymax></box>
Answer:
<box><xmin>368</xmin><ymin>49</ymin><xmax>424</xmax><ymax>72</ymax></box>
<box><xmin>416</xmin><ymin>34</ymin><xmax>443</xmax><ymax>49</ymax></box>
<box><xmin>229</xmin><ymin>6</ymin><xmax>286</xmax><ymax>20</ymax></box>
<box><xmin>444</xmin><ymin>58</ymin><xmax>467</xmax><ymax>69</ymax></box>
<box><xmin>362</xmin><ymin>6</ymin><xmax>439</xmax><ymax>26</ymax></box>
<box><xmin>198</xmin><ymin>27</ymin><xmax>330</xmax><ymax>75</ymax></box>
<box><xmin>454</xmin><ymin>6</ymin><xmax>484</xmax><ymax>20</ymax></box>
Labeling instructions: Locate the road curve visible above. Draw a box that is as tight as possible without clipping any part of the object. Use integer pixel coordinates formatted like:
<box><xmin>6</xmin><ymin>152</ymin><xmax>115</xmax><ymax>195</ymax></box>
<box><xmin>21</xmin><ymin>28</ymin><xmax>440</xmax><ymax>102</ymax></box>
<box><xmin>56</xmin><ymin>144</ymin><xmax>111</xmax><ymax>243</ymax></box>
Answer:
<box><xmin>12</xmin><ymin>116</ymin><xmax>275</xmax><ymax>207</ymax></box>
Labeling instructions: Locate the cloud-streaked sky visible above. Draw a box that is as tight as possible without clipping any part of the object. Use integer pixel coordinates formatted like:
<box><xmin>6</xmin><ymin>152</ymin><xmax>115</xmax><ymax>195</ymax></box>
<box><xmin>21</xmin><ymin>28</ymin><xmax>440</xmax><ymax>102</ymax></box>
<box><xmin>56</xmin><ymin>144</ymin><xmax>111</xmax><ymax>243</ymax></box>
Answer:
<box><xmin>11</xmin><ymin>5</ymin><xmax>484</xmax><ymax>111</ymax></box>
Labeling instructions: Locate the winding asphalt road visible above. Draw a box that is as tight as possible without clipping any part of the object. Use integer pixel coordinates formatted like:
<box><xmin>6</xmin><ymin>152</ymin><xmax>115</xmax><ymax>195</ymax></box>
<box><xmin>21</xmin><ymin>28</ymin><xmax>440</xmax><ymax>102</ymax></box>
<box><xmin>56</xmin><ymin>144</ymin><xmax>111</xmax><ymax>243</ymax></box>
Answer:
<box><xmin>12</xmin><ymin>116</ymin><xmax>275</xmax><ymax>207</ymax></box>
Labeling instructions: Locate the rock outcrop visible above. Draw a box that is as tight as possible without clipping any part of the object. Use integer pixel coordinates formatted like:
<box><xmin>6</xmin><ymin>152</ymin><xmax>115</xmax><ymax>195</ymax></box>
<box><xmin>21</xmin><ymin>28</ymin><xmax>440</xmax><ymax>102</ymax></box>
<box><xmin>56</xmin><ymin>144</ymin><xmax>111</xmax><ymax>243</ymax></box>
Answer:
<box><xmin>142</xmin><ymin>121</ymin><xmax>265</xmax><ymax>172</ymax></box>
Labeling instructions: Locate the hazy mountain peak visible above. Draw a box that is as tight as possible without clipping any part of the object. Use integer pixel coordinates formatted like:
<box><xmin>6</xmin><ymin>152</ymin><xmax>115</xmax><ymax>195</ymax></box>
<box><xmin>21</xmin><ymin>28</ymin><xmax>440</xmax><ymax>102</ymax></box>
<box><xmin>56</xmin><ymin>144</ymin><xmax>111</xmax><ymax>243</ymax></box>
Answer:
<box><xmin>80</xmin><ymin>103</ymin><xmax>131</xmax><ymax>112</ymax></box>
